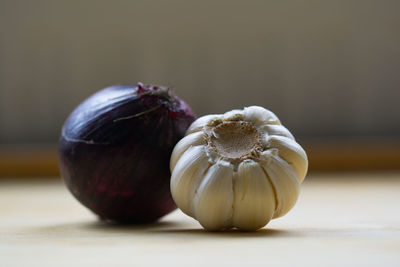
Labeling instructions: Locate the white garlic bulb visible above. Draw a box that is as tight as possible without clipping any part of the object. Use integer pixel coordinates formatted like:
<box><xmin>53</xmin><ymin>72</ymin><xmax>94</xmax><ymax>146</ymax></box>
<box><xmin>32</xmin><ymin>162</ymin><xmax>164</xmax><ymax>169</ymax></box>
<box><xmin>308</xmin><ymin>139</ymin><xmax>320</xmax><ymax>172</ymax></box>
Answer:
<box><xmin>170</xmin><ymin>106</ymin><xmax>308</xmax><ymax>231</ymax></box>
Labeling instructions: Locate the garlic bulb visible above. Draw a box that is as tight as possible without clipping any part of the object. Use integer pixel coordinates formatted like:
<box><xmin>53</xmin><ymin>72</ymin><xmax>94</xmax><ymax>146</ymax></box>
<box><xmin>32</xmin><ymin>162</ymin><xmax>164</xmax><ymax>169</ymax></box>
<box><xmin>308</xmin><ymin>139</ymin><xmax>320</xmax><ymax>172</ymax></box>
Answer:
<box><xmin>170</xmin><ymin>106</ymin><xmax>308</xmax><ymax>231</ymax></box>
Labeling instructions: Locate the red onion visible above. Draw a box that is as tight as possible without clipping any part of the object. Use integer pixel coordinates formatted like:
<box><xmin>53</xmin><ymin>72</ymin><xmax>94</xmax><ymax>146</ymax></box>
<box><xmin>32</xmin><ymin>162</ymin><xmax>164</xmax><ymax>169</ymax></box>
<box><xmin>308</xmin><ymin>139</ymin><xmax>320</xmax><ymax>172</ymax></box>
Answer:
<box><xmin>58</xmin><ymin>83</ymin><xmax>196</xmax><ymax>223</ymax></box>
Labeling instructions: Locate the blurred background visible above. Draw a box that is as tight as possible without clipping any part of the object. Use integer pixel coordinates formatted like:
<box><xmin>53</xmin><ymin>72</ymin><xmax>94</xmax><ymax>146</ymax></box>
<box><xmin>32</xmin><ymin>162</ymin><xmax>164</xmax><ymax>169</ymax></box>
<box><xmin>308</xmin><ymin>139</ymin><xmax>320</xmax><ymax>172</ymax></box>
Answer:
<box><xmin>1</xmin><ymin>0</ymin><xmax>400</xmax><ymax>176</ymax></box>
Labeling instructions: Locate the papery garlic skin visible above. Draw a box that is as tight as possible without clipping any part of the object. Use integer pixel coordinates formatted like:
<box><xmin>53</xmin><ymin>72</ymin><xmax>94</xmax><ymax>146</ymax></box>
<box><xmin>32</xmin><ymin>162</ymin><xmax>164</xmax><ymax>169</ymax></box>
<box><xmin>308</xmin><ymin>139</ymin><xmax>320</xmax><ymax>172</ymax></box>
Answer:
<box><xmin>170</xmin><ymin>106</ymin><xmax>308</xmax><ymax>231</ymax></box>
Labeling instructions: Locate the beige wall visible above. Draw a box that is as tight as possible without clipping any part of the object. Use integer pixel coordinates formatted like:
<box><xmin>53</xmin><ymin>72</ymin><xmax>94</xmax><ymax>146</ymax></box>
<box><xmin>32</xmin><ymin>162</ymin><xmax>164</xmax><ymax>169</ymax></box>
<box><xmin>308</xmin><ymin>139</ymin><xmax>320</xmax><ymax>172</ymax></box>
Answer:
<box><xmin>1</xmin><ymin>0</ymin><xmax>399</xmax><ymax>144</ymax></box>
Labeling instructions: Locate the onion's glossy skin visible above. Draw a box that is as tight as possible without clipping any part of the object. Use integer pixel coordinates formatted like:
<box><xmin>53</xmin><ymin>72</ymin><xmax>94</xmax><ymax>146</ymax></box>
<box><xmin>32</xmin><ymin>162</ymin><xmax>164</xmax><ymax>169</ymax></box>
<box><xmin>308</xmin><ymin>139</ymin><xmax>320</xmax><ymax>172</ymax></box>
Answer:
<box><xmin>59</xmin><ymin>84</ymin><xmax>196</xmax><ymax>223</ymax></box>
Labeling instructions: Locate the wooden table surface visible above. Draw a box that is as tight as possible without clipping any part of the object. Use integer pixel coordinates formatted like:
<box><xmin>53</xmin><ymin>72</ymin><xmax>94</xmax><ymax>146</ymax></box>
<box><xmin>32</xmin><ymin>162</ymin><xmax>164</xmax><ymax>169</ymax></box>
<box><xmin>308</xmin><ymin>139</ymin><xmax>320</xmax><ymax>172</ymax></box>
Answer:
<box><xmin>1</xmin><ymin>173</ymin><xmax>400</xmax><ymax>266</ymax></box>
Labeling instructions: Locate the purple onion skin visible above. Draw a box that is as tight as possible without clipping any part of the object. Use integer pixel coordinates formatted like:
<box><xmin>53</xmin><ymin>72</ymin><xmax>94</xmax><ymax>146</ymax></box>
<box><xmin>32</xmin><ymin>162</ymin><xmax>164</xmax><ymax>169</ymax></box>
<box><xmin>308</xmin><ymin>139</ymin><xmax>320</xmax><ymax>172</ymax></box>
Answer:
<box><xmin>59</xmin><ymin>84</ymin><xmax>196</xmax><ymax>223</ymax></box>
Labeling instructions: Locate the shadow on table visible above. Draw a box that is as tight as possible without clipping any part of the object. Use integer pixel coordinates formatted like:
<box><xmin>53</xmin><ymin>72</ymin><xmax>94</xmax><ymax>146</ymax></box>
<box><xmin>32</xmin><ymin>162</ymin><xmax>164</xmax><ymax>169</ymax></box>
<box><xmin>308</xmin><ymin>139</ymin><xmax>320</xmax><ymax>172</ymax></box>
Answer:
<box><xmin>35</xmin><ymin>219</ymin><xmax>294</xmax><ymax>238</ymax></box>
<box><xmin>150</xmin><ymin>227</ymin><xmax>290</xmax><ymax>238</ymax></box>
<box><xmin>85</xmin><ymin>220</ymin><xmax>293</xmax><ymax>237</ymax></box>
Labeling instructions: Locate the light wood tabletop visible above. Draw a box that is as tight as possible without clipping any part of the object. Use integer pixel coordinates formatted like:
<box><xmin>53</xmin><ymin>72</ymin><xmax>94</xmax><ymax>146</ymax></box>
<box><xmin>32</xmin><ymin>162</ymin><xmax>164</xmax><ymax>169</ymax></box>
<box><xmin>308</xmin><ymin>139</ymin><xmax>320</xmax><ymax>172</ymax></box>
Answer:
<box><xmin>1</xmin><ymin>172</ymin><xmax>400</xmax><ymax>266</ymax></box>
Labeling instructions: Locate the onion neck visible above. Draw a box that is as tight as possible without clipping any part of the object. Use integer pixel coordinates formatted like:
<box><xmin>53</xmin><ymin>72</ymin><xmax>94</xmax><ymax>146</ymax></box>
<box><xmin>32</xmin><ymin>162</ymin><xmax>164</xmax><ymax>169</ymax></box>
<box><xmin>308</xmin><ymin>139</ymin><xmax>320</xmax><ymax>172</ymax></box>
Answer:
<box><xmin>137</xmin><ymin>82</ymin><xmax>176</xmax><ymax>105</ymax></box>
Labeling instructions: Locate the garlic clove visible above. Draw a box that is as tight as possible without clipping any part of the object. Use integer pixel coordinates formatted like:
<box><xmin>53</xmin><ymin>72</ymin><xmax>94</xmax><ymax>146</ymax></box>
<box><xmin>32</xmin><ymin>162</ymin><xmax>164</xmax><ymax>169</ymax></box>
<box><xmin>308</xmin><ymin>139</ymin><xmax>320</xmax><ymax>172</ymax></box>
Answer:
<box><xmin>268</xmin><ymin>135</ymin><xmax>308</xmax><ymax>182</ymax></box>
<box><xmin>186</xmin><ymin>114</ymin><xmax>222</xmax><ymax>135</ymax></box>
<box><xmin>232</xmin><ymin>160</ymin><xmax>276</xmax><ymax>231</ymax></box>
<box><xmin>243</xmin><ymin>106</ymin><xmax>281</xmax><ymax>126</ymax></box>
<box><xmin>260</xmin><ymin>153</ymin><xmax>300</xmax><ymax>218</ymax></box>
<box><xmin>261</xmin><ymin>124</ymin><xmax>295</xmax><ymax>140</ymax></box>
<box><xmin>193</xmin><ymin>161</ymin><xmax>234</xmax><ymax>231</ymax></box>
<box><xmin>170</xmin><ymin>131</ymin><xmax>206</xmax><ymax>171</ymax></box>
<box><xmin>170</xmin><ymin>145</ymin><xmax>210</xmax><ymax>217</ymax></box>
<box><xmin>223</xmin><ymin>109</ymin><xmax>244</xmax><ymax>121</ymax></box>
